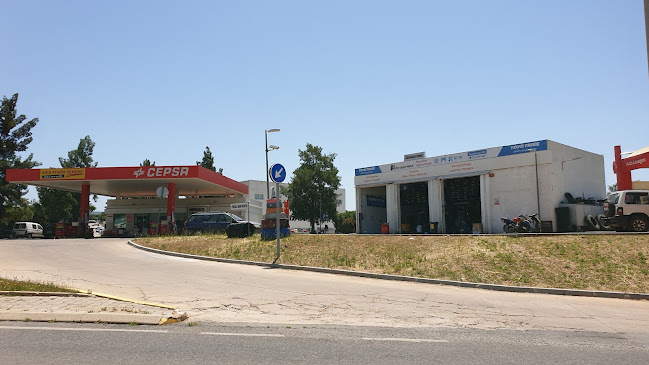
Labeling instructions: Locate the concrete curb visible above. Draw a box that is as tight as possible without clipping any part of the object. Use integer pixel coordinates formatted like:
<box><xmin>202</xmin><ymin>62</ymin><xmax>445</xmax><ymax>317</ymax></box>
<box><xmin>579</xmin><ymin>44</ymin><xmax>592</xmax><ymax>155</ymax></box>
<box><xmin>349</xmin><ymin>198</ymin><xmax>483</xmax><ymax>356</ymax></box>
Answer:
<box><xmin>128</xmin><ymin>240</ymin><xmax>649</xmax><ymax>301</ymax></box>
<box><xmin>0</xmin><ymin>312</ymin><xmax>173</xmax><ymax>325</ymax></box>
<box><xmin>0</xmin><ymin>292</ymin><xmax>188</xmax><ymax>325</ymax></box>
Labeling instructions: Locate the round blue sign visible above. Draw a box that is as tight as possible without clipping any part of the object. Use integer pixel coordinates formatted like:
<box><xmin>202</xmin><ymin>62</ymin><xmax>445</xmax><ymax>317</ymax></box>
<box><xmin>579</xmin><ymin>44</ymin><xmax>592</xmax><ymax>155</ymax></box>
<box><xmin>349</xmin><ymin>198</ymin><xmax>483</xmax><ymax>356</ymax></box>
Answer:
<box><xmin>269</xmin><ymin>163</ymin><xmax>286</xmax><ymax>183</ymax></box>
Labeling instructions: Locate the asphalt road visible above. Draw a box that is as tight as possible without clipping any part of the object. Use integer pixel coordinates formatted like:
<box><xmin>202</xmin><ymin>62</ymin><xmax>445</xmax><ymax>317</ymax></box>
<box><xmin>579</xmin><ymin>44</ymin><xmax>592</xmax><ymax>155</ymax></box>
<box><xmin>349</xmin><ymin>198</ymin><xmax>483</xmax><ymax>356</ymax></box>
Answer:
<box><xmin>1</xmin><ymin>322</ymin><xmax>648</xmax><ymax>365</ymax></box>
<box><xmin>1</xmin><ymin>238</ymin><xmax>649</xmax><ymax>333</ymax></box>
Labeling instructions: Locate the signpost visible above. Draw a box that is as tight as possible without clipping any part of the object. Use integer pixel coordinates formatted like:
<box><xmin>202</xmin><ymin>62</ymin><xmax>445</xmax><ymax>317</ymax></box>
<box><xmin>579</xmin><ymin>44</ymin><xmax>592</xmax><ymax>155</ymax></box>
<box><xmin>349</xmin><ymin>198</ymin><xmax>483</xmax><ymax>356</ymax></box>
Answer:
<box><xmin>269</xmin><ymin>163</ymin><xmax>286</xmax><ymax>261</ymax></box>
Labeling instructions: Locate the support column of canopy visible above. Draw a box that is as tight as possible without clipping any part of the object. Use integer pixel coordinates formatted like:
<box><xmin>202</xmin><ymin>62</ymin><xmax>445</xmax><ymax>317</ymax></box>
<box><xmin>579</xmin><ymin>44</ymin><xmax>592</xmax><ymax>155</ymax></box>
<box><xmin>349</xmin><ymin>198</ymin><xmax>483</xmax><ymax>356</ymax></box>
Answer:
<box><xmin>80</xmin><ymin>183</ymin><xmax>90</xmax><ymax>236</ymax></box>
<box><xmin>167</xmin><ymin>183</ymin><xmax>176</xmax><ymax>233</ymax></box>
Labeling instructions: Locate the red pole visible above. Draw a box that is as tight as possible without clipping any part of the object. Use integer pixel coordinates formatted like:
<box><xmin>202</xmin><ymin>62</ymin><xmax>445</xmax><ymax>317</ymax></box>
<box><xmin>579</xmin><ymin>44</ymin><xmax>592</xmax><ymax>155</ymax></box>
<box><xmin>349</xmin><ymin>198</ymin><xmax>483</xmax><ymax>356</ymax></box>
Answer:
<box><xmin>80</xmin><ymin>183</ymin><xmax>90</xmax><ymax>236</ymax></box>
<box><xmin>614</xmin><ymin>145</ymin><xmax>633</xmax><ymax>190</ymax></box>
<box><xmin>167</xmin><ymin>183</ymin><xmax>176</xmax><ymax>233</ymax></box>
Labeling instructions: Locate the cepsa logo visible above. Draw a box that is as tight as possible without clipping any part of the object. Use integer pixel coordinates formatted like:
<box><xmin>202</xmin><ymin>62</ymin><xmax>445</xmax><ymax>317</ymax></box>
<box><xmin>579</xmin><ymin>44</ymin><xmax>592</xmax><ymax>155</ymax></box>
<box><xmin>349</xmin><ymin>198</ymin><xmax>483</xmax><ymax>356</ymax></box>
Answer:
<box><xmin>133</xmin><ymin>166</ymin><xmax>190</xmax><ymax>178</ymax></box>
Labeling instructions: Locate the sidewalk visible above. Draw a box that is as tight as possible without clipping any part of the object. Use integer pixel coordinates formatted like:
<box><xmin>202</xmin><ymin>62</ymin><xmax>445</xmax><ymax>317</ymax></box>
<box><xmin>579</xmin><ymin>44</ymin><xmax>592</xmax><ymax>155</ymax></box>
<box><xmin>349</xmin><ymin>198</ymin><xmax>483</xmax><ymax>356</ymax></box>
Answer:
<box><xmin>0</xmin><ymin>292</ymin><xmax>187</xmax><ymax>325</ymax></box>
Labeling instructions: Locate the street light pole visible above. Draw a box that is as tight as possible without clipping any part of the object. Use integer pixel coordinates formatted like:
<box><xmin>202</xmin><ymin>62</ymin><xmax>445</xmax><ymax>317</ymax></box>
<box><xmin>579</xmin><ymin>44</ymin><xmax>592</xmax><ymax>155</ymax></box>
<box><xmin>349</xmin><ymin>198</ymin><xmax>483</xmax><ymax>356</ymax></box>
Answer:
<box><xmin>265</xmin><ymin>129</ymin><xmax>280</xmax><ymax>200</ymax></box>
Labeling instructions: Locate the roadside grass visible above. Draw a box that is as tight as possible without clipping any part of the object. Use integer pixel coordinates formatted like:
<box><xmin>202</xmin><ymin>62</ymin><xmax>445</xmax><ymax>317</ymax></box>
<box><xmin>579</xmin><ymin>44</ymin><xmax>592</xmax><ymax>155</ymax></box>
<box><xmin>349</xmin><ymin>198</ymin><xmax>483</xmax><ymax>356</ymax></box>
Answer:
<box><xmin>134</xmin><ymin>234</ymin><xmax>649</xmax><ymax>293</ymax></box>
<box><xmin>0</xmin><ymin>277</ymin><xmax>76</xmax><ymax>293</ymax></box>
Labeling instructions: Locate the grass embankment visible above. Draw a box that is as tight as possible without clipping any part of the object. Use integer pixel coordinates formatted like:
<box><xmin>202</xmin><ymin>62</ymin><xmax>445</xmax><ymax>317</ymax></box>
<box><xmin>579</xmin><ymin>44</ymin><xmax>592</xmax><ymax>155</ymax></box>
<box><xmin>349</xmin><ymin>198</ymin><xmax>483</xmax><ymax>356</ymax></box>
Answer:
<box><xmin>134</xmin><ymin>234</ymin><xmax>649</xmax><ymax>293</ymax></box>
<box><xmin>0</xmin><ymin>278</ymin><xmax>75</xmax><ymax>293</ymax></box>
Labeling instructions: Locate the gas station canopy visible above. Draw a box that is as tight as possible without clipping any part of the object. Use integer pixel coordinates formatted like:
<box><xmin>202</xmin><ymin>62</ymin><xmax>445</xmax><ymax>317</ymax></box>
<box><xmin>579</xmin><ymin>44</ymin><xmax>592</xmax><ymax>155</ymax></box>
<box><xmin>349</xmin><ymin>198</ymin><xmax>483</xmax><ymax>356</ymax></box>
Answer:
<box><xmin>6</xmin><ymin>165</ymin><xmax>248</xmax><ymax>197</ymax></box>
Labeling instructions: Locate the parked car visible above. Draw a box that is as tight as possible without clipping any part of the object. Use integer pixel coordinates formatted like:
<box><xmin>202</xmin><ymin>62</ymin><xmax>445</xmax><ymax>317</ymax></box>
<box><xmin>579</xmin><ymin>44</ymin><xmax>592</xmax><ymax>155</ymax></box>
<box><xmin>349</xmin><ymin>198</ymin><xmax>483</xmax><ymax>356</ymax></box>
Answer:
<box><xmin>0</xmin><ymin>228</ymin><xmax>16</xmax><ymax>239</ymax></box>
<box><xmin>43</xmin><ymin>223</ymin><xmax>56</xmax><ymax>239</ymax></box>
<box><xmin>13</xmin><ymin>222</ymin><xmax>44</xmax><ymax>238</ymax></box>
<box><xmin>184</xmin><ymin>212</ymin><xmax>259</xmax><ymax>235</ymax></box>
<box><xmin>603</xmin><ymin>190</ymin><xmax>649</xmax><ymax>232</ymax></box>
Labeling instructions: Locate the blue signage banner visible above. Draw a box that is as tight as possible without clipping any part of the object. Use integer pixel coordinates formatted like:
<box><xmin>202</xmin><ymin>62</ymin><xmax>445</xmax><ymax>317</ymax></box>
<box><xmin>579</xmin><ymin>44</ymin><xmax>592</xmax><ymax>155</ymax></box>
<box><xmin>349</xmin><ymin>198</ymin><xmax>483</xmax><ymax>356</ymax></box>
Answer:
<box><xmin>366</xmin><ymin>195</ymin><xmax>386</xmax><ymax>208</ymax></box>
<box><xmin>355</xmin><ymin>166</ymin><xmax>382</xmax><ymax>176</ymax></box>
<box><xmin>497</xmin><ymin>140</ymin><xmax>547</xmax><ymax>157</ymax></box>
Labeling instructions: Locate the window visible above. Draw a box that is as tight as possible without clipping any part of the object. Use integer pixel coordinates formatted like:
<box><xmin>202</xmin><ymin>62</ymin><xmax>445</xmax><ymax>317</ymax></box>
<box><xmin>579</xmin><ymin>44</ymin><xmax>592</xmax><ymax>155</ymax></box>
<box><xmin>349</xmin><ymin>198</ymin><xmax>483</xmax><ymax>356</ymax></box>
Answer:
<box><xmin>337</xmin><ymin>199</ymin><xmax>342</xmax><ymax>206</ymax></box>
<box><xmin>626</xmin><ymin>192</ymin><xmax>649</xmax><ymax>204</ymax></box>
<box><xmin>114</xmin><ymin>214</ymin><xmax>127</xmax><ymax>229</ymax></box>
<box><xmin>255</xmin><ymin>194</ymin><xmax>264</xmax><ymax>200</ymax></box>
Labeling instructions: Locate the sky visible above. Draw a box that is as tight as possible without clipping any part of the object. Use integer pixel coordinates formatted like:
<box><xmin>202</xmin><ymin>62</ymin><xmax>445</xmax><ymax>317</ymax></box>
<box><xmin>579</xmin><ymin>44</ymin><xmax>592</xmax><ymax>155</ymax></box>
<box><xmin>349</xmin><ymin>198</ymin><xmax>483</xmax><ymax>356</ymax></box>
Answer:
<box><xmin>2</xmin><ymin>0</ymin><xmax>648</xmax><ymax>211</ymax></box>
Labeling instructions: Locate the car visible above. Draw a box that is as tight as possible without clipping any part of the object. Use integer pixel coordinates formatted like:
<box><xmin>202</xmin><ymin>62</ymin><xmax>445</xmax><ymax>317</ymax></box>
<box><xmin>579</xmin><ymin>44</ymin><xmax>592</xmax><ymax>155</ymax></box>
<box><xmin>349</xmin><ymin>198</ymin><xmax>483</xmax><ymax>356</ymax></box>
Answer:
<box><xmin>0</xmin><ymin>228</ymin><xmax>16</xmax><ymax>239</ymax></box>
<box><xmin>184</xmin><ymin>212</ymin><xmax>259</xmax><ymax>235</ymax></box>
<box><xmin>43</xmin><ymin>223</ymin><xmax>56</xmax><ymax>239</ymax></box>
<box><xmin>603</xmin><ymin>190</ymin><xmax>649</xmax><ymax>232</ymax></box>
<box><xmin>13</xmin><ymin>222</ymin><xmax>44</xmax><ymax>238</ymax></box>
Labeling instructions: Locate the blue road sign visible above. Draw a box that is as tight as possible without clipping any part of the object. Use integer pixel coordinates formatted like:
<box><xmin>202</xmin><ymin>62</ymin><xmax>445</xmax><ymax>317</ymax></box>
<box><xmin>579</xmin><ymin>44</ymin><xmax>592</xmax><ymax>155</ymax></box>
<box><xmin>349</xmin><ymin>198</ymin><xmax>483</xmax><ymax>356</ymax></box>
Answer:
<box><xmin>269</xmin><ymin>163</ymin><xmax>286</xmax><ymax>183</ymax></box>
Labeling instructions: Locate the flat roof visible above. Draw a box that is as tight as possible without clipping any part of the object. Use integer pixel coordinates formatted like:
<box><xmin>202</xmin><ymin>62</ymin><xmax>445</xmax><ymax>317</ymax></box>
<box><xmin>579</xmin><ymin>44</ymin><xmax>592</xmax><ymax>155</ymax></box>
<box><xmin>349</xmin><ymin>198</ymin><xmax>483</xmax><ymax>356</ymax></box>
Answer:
<box><xmin>6</xmin><ymin>165</ymin><xmax>248</xmax><ymax>197</ymax></box>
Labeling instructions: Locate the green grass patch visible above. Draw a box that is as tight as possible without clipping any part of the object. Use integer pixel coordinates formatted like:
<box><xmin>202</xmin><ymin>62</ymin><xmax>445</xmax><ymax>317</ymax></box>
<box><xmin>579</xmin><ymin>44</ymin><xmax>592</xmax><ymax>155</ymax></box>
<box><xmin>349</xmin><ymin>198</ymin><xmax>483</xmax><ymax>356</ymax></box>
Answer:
<box><xmin>0</xmin><ymin>278</ymin><xmax>76</xmax><ymax>293</ymax></box>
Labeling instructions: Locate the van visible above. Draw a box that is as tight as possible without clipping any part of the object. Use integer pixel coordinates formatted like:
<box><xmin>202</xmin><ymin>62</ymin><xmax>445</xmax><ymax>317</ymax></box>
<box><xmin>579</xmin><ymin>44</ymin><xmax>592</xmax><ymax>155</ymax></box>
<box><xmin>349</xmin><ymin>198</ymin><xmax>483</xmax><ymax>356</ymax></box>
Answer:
<box><xmin>13</xmin><ymin>222</ymin><xmax>44</xmax><ymax>238</ymax></box>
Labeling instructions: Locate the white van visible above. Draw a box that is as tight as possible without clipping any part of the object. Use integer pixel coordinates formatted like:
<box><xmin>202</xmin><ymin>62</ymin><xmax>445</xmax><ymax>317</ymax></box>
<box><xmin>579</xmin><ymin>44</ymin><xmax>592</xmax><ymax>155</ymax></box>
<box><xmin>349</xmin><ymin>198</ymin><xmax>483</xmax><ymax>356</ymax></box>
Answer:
<box><xmin>13</xmin><ymin>222</ymin><xmax>44</xmax><ymax>238</ymax></box>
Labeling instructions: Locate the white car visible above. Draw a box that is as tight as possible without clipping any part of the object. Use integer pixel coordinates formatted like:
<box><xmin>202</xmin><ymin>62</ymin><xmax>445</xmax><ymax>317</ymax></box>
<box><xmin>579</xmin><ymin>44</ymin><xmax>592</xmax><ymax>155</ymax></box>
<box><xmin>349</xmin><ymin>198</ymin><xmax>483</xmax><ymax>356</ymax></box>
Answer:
<box><xmin>13</xmin><ymin>222</ymin><xmax>44</xmax><ymax>238</ymax></box>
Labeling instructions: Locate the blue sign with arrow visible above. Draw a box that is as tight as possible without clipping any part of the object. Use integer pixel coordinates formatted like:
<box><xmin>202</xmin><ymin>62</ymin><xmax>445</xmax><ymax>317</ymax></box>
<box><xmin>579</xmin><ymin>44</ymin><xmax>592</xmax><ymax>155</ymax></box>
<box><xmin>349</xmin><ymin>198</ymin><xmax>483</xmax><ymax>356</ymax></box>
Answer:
<box><xmin>269</xmin><ymin>163</ymin><xmax>286</xmax><ymax>183</ymax></box>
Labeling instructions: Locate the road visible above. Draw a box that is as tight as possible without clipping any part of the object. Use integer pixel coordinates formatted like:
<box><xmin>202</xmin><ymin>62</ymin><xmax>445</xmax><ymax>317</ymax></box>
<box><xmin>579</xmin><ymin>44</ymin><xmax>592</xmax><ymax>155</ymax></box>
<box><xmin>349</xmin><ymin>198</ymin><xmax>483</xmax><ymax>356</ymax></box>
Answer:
<box><xmin>1</xmin><ymin>238</ymin><xmax>649</xmax><ymax>332</ymax></box>
<box><xmin>1</xmin><ymin>322</ymin><xmax>648</xmax><ymax>365</ymax></box>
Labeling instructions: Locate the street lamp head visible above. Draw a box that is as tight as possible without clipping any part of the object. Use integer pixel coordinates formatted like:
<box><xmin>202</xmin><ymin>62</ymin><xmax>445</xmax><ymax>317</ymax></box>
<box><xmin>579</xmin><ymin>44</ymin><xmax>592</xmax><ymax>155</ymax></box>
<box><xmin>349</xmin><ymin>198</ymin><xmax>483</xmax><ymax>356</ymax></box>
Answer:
<box><xmin>269</xmin><ymin>145</ymin><xmax>280</xmax><ymax>150</ymax></box>
<box><xmin>267</xmin><ymin>129</ymin><xmax>280</xmax><ymax>133</ymax></box>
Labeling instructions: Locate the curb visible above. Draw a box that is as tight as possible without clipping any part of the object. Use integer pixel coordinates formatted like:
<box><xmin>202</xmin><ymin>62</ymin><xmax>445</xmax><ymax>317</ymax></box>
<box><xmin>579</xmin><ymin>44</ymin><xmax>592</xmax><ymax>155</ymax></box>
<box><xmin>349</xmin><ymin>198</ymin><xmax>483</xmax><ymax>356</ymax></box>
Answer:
<box><xmin>128</xmin><ymin>240</ymin><xmax>649</xmax><ymax>301</ymax></box>
<box><xmin>0</xmin><ymin>292</ymin><xmax>188</xmax><ymax>325</ymax></box>
<box><xmin>0</xmin><ymin>312</ymin><xmax>181</xmax><ymax>325</ymax></box>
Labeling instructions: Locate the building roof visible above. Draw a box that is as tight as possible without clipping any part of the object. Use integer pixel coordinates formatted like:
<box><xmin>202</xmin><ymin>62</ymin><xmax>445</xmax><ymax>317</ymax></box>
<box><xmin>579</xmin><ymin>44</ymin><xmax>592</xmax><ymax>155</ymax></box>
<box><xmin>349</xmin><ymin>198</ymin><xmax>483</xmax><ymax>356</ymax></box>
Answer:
<box><xmin>6</xmin><ymin>165</ymin><xmax>248</xmax><ymax>197</ymax></box>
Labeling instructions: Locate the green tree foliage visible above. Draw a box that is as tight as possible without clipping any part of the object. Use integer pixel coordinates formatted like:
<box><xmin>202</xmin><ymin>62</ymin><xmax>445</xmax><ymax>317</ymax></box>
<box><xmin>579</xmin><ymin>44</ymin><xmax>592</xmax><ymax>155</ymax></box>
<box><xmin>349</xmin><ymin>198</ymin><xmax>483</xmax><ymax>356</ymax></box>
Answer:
<box><xmin>608</xmin><ymin>183</ymin><xmax>617</xmax><ymax>194</ymax></box>
<box><xmin>197</xmin><ymin>146</ymin><xmax>223</xmax><ymax>174</ymax></box>
<box><xmin>335</xmin><ymin>210</ymin><xmax>356</xmax><ymax>234</ymax></box>
<box><xmin>0</xmin><ymin>93</ymin><xmax>39</xmax><ymax>228</ymax></box>
<box><xmin>140</xmin><ymin>159</ymin><xmax>155</xmax><ymax>166</ymax></box>
<box><xmin>36</xmin><ymin>136</ymin><xmax>98</xmax><ymax>223</ymax></box>
<box><xmin>286</xmin><ymin>143</ymin><xmax>341</xmax><ymax>233</ymax></box>
<box><xmin>59</xmin><ymin>135</ymin><xmax>97</xmax><ymax>168</ymax></box>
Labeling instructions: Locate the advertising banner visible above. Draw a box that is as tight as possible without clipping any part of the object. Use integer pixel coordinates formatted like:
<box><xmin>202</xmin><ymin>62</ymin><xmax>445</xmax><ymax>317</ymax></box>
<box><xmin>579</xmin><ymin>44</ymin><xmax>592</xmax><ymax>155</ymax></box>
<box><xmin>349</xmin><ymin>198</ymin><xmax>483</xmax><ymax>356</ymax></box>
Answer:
<box><xmin>39</xmin><ymin>168</ymin><xmax>86</xmax><ymax>180</ymax></box>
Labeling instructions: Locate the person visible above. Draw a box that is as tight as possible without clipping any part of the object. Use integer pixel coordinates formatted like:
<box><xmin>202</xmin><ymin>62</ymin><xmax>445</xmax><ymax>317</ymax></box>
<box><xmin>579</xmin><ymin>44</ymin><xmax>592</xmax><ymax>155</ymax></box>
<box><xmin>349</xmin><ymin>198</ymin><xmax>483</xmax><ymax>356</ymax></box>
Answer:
<box><xmin>324</xmin><ymin>224</ymin><xmax>329</xmax><ymax>234</ymax></box>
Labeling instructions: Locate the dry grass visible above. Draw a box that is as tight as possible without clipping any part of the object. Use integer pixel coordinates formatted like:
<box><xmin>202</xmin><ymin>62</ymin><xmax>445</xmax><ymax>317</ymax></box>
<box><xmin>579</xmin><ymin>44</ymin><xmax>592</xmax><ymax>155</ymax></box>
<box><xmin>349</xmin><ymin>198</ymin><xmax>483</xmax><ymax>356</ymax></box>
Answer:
<box><xmin>134</xmin><ymin>233</ymin><xmax>649</xmax><ymax>293</ymax></box>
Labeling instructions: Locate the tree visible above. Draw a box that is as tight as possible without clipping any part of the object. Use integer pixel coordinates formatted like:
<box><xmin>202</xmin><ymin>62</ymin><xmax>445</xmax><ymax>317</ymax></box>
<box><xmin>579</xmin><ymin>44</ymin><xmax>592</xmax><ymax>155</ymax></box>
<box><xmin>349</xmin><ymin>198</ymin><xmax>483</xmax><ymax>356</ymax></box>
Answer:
<box><xmin>197</xmin><ymin>146</ymin><xmax>223</xmax><ymax>174</ymax></box>
<box><xmin>140</xmin><ymin>159</ymin><xmax>155</xmax><ymax>166</ymax></box>
<box><xmin>335</xmin><ymin>210</ymin><xmax>356</xmax><ymax>234</ymax></box>
<box><xmin>286</xmin><ymin>143</ymin><xmax>341</xmax><ymax>233</ymax></box>
<box><xmin>37</xmin><ymin>136</ymin><xmax>99</xmax><ymax>222</ymax></box>
<box><xmin>59</xmin><ymin>135</ymin><xmax>97</xmax><ymax>168</ymax></box>
<box><xmin>0</xmin><ymin>93</ymin><xmax>39</xmax><ymax>228</ymax></box>
<box><xmin>608</xmin><ymin>183</ymin><xmax>617</xmax><ymax>194</ymax></box>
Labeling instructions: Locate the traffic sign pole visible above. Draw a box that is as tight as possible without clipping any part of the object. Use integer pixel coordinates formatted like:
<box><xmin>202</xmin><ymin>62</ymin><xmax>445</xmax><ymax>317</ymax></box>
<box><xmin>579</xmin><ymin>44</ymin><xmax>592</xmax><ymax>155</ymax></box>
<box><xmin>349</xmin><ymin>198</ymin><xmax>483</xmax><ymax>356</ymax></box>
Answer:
<box><xmin>269</xmin><ymin>163</ymin><xmax>286</xmax><ymax>263</ymax></box>
<box><xmin>276</xmin><ymin>181</ymin><xmax>280</xmax><ymax>260</ymax></box>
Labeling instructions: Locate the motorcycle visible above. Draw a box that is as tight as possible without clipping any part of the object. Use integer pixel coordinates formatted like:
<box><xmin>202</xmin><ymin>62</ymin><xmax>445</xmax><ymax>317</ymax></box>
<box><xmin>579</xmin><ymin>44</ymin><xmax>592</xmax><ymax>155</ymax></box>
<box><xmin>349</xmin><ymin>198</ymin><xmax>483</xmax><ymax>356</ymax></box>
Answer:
<box><xmin>515</xmin><ymin>213</ymin><xmax>541</xmax><ymax>233</ymax></box>
<box><xmin>501</xmin><ymin>213</ymin><xmax>541</xmax><ymax>233</ymax></box>
<box><xmin>501</xmin><ymin>217</ymin><xmax>518</xmax><ymax>233</ymax></box>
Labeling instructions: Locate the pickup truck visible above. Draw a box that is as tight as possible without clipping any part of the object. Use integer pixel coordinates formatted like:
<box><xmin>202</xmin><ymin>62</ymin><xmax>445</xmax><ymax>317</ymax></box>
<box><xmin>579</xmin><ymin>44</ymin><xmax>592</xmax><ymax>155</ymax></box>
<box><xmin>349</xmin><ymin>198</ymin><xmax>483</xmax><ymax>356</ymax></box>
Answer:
<box><xmin>603</xmin><ymin>190</ymin><xmax>649</xmax><ymax>232</ymax></box>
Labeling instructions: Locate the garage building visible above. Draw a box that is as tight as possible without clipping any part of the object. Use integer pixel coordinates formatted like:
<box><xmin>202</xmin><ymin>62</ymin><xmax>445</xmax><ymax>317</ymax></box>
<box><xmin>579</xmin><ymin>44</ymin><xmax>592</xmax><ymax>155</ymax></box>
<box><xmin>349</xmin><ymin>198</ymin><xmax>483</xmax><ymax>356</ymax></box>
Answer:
<box><xmin>354</xmin><ymin>140</ymin><xmax>605</xmax><ymax>234</ymax></box>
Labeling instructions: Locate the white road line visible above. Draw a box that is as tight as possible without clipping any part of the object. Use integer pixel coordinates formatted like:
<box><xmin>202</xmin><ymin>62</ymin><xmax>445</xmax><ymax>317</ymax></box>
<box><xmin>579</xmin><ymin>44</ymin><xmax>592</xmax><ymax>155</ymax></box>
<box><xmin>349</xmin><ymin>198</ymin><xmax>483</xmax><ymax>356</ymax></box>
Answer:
<box><xmin>0</xmin><ymin>326</ymin><xmax>167</xmax><ymax>333</ymax></box>
<box><xmin>362</xmin><ymin>337</ymin><xmax>449</xmax><ymax>343</ymax></box>
<box><xmin>201</xmin><ymin>332</ymin><xmax>285</xmax><ymax>337</ymax></box>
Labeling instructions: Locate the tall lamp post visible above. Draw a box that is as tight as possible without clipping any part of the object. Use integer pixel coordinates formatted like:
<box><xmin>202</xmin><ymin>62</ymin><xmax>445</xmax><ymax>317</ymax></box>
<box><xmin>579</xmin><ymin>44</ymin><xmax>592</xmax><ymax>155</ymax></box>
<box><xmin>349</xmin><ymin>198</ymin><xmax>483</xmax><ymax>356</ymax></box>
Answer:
<box><xmin>265</xmin><ymin>129</ymin><xmax>280</xmax><ymax>199</ymax></box>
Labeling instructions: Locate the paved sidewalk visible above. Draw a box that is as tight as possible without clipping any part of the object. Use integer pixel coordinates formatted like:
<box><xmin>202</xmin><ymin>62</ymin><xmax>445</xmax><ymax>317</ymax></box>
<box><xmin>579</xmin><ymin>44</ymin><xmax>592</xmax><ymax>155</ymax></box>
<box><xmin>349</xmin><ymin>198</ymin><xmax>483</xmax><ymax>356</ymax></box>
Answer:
<box><xmin>0</xmin><ymin>292</ymin><xmax>187</xmax><ymax>325</ymax></box>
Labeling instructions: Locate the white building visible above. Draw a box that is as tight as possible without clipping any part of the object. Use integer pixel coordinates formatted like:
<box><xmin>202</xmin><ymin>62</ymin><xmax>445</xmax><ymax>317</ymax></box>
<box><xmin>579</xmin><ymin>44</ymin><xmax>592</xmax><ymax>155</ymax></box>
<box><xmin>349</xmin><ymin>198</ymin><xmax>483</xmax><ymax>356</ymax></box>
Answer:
<box><xmin>241</xmin><ymin>180</ymin><xmax>346</xmax><ymax>232</ymax></box>
<box><xmin>354</xmin><ymin>140</ymin><xmax>605</xmax><ymax>234</ymax></box>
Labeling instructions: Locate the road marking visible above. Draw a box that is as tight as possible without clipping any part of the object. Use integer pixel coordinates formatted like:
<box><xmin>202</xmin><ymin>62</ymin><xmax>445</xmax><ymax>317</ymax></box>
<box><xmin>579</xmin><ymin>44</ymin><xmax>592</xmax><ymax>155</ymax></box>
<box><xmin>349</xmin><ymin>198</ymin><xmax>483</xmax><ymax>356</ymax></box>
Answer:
<box><xmin>201</xmin><ymin>332</ymin><xmax>285</xmax><ymax>338</ymax></box>
<box><xmin>362</xmin><ymin>337</ymin><xmax>449</xmax><ymax>343</ymax></box>
<box><xmin>0</xmin><ymin>326</ymin><xmax>167</xmax><ymax>333</ymax></box>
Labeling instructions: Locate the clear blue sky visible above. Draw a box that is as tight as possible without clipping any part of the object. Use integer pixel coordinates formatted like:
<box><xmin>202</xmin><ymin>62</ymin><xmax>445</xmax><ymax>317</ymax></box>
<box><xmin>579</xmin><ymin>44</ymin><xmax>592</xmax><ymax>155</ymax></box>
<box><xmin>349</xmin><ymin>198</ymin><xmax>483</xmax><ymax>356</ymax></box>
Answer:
<box><xmin>2</xmin><ymin>1</ymin><xmax>648</xmax><ymax>211</ymax></box>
